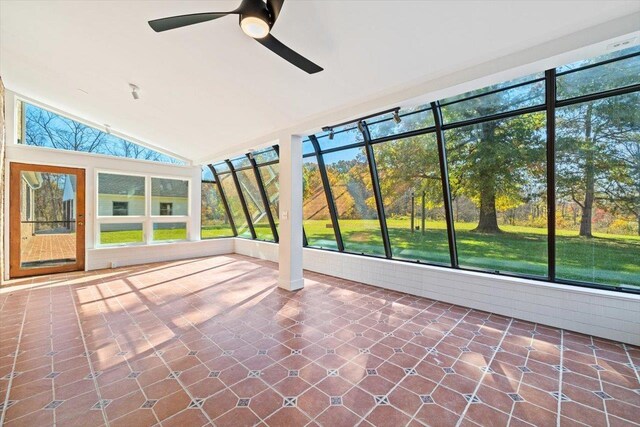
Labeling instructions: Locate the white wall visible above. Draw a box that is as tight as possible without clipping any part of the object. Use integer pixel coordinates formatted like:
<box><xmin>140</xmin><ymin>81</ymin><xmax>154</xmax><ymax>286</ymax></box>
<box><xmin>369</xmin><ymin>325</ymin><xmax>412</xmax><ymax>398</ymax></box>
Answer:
<box><xmin>2</xmin><ymin>89</ymin><xmax>204</xmax><ymax>280</ymax></box>
<box><xmin>86</xmin><ymin>238</ymin><xmax>234</xmax><ymax>270</ymax></box>
<box><xmin>234</xmin><ymin>239</ymin><xmax>640</xmax><ymax>346</ymax></box>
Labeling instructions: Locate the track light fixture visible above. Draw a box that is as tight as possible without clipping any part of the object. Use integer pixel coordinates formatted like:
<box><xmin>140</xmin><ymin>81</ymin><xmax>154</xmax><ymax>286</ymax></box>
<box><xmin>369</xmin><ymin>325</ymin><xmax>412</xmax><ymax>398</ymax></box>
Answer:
<box><xmin>321</xmin><ymin>106</ymin><xmax>401</xmax><ymax>137</ymax></box>
<box><xmin>129</xmin><ymin>83</ymin><xmax>140</xmax><ymax>100</ymax></box>
<box><xmin>393</xmin><ymin>110</ymin><xmax>402</xmax><ymax>124</ymax></box>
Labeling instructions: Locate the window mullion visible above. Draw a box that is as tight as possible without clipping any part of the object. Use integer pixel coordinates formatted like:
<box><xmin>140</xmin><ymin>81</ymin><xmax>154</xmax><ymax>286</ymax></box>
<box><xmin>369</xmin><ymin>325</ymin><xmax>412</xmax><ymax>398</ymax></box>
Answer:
<box><xmin>309</xmin><ymin>135</ymin><xmax>344</xmax><ymax>252</ymax></box>
<box><xmin>248</xmin><ymin>154</ymin><xmax>279</xmax><ymax>242</ymax></box>
<box><xmin>209</xmin><ymin>165</ymin><xmax>237</xmax><ymax>236</ymax></box>
<box><xmin>545</xmin><ymin>69</ymin><xmax>557</xmax><ymax>281</ymax></box>
<box><xmin>431</xmin><ymin>101</ymin><xmax>459</xmax><ymax>268</ymax></box>
<box><xmin>226</xmin><ymin>160</ymin><xmax>257</xmax><ymax>239</ymax></box>
<box><xmin>361</xmin><ymin>122</ymin><xmax>392</xmax><ymax>259</ymax></box>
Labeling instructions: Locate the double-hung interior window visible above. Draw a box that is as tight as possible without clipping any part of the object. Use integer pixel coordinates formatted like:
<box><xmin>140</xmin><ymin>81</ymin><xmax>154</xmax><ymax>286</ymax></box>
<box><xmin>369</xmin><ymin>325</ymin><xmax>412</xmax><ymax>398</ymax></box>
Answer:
<box><xmin>96</xmin><ymin>172</ymin><xmax>190</xmax><ymax>246</ymax></box>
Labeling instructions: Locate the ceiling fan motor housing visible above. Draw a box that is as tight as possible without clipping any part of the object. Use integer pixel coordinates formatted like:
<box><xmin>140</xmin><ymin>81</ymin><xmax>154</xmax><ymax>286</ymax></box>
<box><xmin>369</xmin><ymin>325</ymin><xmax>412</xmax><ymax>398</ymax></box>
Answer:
<box><xmin>239</xmin><ymin>0</ymin><xmax>274</xmax><ymax>28</ymax></box>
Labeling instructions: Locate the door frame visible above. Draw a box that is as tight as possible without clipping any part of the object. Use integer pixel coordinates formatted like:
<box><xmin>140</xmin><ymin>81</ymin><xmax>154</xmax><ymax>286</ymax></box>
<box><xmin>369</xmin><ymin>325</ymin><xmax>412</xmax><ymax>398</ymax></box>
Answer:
<box><xmin>9</xmin><ymin>162</ymin><xmax>86</xmax><ymax>278</ymax></box>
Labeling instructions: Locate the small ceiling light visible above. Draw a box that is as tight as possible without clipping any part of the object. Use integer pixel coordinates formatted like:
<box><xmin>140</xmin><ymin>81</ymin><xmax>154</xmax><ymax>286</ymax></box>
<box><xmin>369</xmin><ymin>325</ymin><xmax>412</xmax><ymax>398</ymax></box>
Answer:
<box><xmin>129</xmin><ymin>83</ymin><xmax>140</xmax><ymax>100</ymax></box>
<box><xmin>240</xmin><ymin>16</ymin><xmax>270</xmax><ymax>39</ymax></box>
<box><xmin>357</xmin><ymin>121</ymin><xmax>365</xmax><ymax>134</ymax></box>
<box><xmin>329</xmin><ymin>128</ymin><xmax>334</xmax><ymax>140</ymax></box>
<box><xmin>393</xmin><ymin>110</ymin><xmax>402</xmax><ymax>124</ymax></box>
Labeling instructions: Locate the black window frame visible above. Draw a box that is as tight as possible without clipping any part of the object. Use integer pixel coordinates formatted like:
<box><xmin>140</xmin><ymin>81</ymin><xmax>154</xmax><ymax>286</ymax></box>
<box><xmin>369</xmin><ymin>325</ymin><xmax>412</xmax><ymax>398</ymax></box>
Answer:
<box><xmin>202</xmin><ymin>47</ymin><xmax>640</xmax><ymax>295</ymax></box>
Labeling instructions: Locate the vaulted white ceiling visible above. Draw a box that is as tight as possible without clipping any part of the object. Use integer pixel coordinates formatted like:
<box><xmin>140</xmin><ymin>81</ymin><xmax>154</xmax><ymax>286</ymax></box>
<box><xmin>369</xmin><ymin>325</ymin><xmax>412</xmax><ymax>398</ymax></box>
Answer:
<box><xmin>1</xmin><ymin>1</ymin><xmax>639</xmax><ymax>163</ymax></box>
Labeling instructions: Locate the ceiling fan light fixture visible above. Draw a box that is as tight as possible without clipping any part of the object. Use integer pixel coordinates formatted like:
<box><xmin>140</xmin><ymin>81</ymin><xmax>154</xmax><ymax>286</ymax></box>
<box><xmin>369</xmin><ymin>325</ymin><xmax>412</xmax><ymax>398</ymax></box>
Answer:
<box><xmin>240</xmin><ymin>16</ymin><xmax>270</xmax><ymax>39</ymax></box>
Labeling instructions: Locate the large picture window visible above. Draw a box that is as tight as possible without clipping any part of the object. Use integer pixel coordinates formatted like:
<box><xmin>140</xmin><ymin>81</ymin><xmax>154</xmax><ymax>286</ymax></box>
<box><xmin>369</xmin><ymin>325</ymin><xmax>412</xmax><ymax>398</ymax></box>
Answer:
<box><xmin>555</xmin><ymin>93</ymin><xmax>639</xmax><ymax>287</ymax></box>
<box><xmin>17</xmin><ymin>101</ymin><xmax>185</xmax><ymax>165</ymax></box>
<box><xmin>373</xmin><ymin>134</ymin><xmax>450</xmax><ymax>265</ymax></box>
<box><xmin>201</xmin><ymin>167</ymin><xmax>234</xmax><ymax>239</ymax></box>
<box><xmin>445</xmin><ymin>113</ymin><xmax>547</xmax><ymax>276</ymax></box>
<box><xmin>323</xmin><ymin>147</ymin><xmax>385</xmax><ymax>256</ymax></box>
<box><xmin>303</xmin><ymin>156</ymin><xmax>338</xmax><ymax>250</ymax></box>
<box><xmin>96</xmin><ymin>172</ymin><xmax>191</xmax><ymax>246</ymax></box>
<box><xmin>204</xmin><ymin>45</ymin><xmax>639</xmax><ymax>292</ymax></box>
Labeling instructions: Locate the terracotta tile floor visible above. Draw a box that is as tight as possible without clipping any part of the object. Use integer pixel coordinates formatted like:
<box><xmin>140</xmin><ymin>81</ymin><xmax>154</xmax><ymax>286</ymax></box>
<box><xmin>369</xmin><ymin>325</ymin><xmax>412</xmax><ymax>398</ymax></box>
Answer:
<box><xmin>0</xmin><ymin>255</ymin><xmax>639</xmax><ymax>427</ymax></box>
<box><xmin>20</xmin><ymin>233</ymin><xmax>76</xmax><ymax>264</ymax></box>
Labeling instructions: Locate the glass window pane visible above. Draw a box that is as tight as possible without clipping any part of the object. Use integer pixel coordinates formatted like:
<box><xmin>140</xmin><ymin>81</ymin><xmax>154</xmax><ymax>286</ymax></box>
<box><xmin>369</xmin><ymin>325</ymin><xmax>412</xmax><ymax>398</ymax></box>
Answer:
<box><xmin>557</xmin><ymin>46</ymin><xmax>640</xmax><ymax>100</ymax></box>
<box><xmin>201</xmin><ymin>182</ymin><xmax>234</xmax><ymax>238</ymax></box>
<box><xmin>323</xmin><ymin>147</ymin><xmax>385</xmax><ymax>256</ymax></box>
<box><xmin>219</xmin><ymin>173</ymin><xmax>251</xmax><ymax>238</ymax></box>
<box><xmin>302</xmin><ymin>139</ymin><xmax>315</xmax><ymax>156</ymax></box>
<box><xmin>303</xmin><ymin>156</ymin><xmax>338</xmax><ymax>250</ymax></box>
<box><xmin>213</xmin><ymin>162</ymin><xmax>230</xmax><ymax>173</ymax></box>
<box><xmin>19</xmin><ymin>171</ymin><xmax>77</xmax><ymax>268</ymax></box>
<box><xmin>151</xmin><ymin>178</ymin><xmax>188</xmax><ymax>216</ymax></box>
<box><xmin>367</xmin><ymin>106</ymin><xmax>435</xmax><ymax>139</ymax></box>
<box><xmin>259</xmin><ymin>164</ymin><xmax>280</xmax><ymax>233</ymax></box>
<box><xmin>231</xmin><ymin>156</ymin><xmax>251</xmax><ymax>170</ymax></box>
<box><xmin>99</xmin><ymin>223</ymin><xmax>144</xmax><ymax>245</ymax></box>
<box><xmin>253</xmin><ymin>147</ymin><xmax>278</xmax><ymax>164</ymax></box>
<box><xmin>445</xmin><ymin>112</ymin><xmax>547</xmax><ymax>276</ymax></box>
<box><xmin>98</xmin><ymin>173</ymin><xmax>145</xmax><ymax>216</ymax></box>
<box><xmin>555</xmin><ymin>93</ymin><xmax>640</xmax><ymax>288</ymax></box>
<box><xmin>18</xmin><ymin>102</ymin><xmax>185</xmax><ymax>164</ymax></box>
<box><xmin>153</xmin><ymin>222</ymin><xmax>187</xmax><ymax>241</ymax></box>
<box><xmin>441</xmin><ymin>73</ymin><xmax>545</xmax><ymax>124</ymax></box>
<box><xmin>202</xmin><ymin>165</ymin><xmax>214</xmax><ymax>182</ymax></box>
<box><xmin>236</xmin><ymin>169</ymin><xmax>273</xmax><ymax>241</ymax></box>
<box><xmin>373</xmin><ymin>134</ymin><xmax>450</xmax><ymax>265</ymax></box>
<box><xmin>317</xmin><ymin>125</ymin><xmax>364</xmax><ymax>151</ymax></box>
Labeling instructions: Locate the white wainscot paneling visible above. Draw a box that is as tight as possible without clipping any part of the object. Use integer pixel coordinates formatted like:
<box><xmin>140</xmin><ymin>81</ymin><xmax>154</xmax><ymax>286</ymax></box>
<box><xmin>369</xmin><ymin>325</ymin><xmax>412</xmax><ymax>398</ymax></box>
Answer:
<box><xmin>236</xmin><ymin>239</ymin><xmax>640</xmax><ymax>346</ymax></box>
<box><xmin>87</xmin><ymin>238</ymin><xmax>234</xmax><ymax>270</ymax></box>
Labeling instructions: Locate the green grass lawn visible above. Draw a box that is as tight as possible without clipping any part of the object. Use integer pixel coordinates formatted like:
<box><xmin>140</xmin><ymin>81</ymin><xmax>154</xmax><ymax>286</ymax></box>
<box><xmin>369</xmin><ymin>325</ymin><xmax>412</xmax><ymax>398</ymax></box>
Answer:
<box><xmin>100</xmin><ymin>227</ymin><xmax>187</xmax><ymax>244</ymax></box>
<box><xmin>304</xmin><ymin>219</ymin><xmax>639</xmax><ymax>287</ymax></box>
<box><xmin>110</xmin><ymin>220</ymin><xmax>638</xmax><ymax>288</ymax></box>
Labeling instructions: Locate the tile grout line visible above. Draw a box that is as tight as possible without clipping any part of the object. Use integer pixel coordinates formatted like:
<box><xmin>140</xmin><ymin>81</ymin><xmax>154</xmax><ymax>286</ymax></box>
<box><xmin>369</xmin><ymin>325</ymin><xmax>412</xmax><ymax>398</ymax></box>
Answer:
<box><xmin>0</xmin><ymin>287</ymin><xmax>31</xmax><ymax>426</ymax></box>
<box><xmin>67</xmin><ymin>281</ymin><xmax>110</xmax><ymax>427</ymax></box>
<box><xmin>555</xmin><ymin>329</ymin><xmax>565</xmax><ymax>427</ymax></box>
<box><xmin>355</xmin><ymin>306</ymin><xmax>474</xmax><ymax>424</ymax></box>
<box><xmin>307</xmin><ymin>297</ymin><xmax>444</xmax><ymax>425</ymax></box>
<box><xmin>89</xmin><ymin>278</ymin><xmax>162</xmax><ymax>425</ymax></box>
<box><xmin>100</xmin><ymin>276</ymin><xmax>217</xmax><ymax>425</ymax></box>
<box><xmin>622</xmin><ymin>343</ymin><xmax>640</xmax><ymax>385</ymax></box>
<box><xmin>455</xmin><ymin>317</ymin><xmax>514</xmax><ymax>427</ymax></box>
<box><xmin>49</xmin><ymin>287</ymin><xmax>57</xmax><ymax>427</ymax></box>
<box><xmin>168</xmin><ymin>275</ymin><xmax>443</xmax><ymax>425</ymax></box>
<box><xmin>505</xmin><ymin>322</ymin><xmax>537</xmax><ymax>425</ymax></box>
<box><xmin>405</xmin><ymin>312</ymin><xmax>498</xmax><ymax>424</ymax></box>
<box><xmin>591</xmin><ymin>335</ymin><xmax>610</xmax><ymax>427</ymax></box>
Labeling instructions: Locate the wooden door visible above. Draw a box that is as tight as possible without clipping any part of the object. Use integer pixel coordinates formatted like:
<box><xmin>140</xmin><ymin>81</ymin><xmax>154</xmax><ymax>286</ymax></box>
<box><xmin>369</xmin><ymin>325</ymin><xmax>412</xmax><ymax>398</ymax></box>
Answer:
<box><xmin>9</xmin><ymin>163</ymin><xmax>85</xmax><ymax>278</ymax></box>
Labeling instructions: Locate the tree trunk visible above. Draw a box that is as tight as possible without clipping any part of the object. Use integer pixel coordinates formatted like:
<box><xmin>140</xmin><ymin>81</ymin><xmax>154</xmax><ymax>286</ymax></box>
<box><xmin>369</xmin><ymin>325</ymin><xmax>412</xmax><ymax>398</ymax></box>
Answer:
<box><xmin>473</xmin><ymin>186</ymin><xmax>500</xmax><ymax>232</ymax></box>
<box><xmin>579</xmin><ymin>104</ymin><xmax>594</xmax><ymax>238</ymax></box>
<box><xmin>472</xmin><ymin>121</ymin><xmax>501</xmax><ymax>233</ymax></box>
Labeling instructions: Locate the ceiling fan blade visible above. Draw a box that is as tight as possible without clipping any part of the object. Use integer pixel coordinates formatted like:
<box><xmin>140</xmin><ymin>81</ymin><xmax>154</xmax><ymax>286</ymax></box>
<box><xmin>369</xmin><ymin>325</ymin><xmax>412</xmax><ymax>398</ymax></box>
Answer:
<box><xmin>148</xmin><ymin>12</ymin><xmax>233</xmax><ymax>32</ymax></box>
<box><xmin>256</xmin><ymin>34</ymin><xmax>323</xmax><ymax>74</ymax></box>
<box><xmin>267</xmin><ymin>0</ymin><xmax>285</xmax><ymax>22</ymax></box>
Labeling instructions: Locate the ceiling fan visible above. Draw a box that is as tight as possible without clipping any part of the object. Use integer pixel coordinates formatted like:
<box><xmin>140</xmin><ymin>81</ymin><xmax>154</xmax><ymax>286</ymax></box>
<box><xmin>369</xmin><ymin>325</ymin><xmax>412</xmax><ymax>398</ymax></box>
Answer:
<box><xmin>148</xmin><ymin>0</ymin><xmax>323</xmax><ymax>74</ymax></box>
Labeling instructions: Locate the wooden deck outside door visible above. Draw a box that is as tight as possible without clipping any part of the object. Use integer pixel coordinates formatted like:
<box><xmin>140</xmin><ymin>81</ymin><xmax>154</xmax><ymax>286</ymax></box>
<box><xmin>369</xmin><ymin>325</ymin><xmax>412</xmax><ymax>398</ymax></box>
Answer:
<box><xmin>9</xmin><ymin>163</ymin><xmax>85</xmax><ymax>278</ymax></box>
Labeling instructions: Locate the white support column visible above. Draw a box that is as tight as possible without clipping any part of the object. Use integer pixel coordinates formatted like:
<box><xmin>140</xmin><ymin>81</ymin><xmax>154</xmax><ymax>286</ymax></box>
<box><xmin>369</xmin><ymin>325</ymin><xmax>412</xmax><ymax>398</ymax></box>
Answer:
<box><xmin>278</xmin><ymin>134</ymin><xmax>304</xmax><ymax>291</ymax></box>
